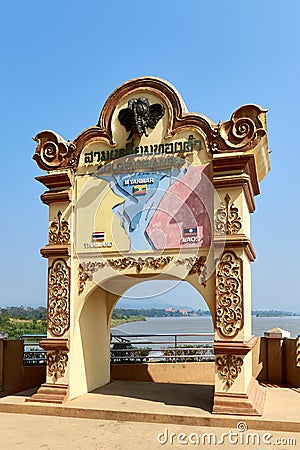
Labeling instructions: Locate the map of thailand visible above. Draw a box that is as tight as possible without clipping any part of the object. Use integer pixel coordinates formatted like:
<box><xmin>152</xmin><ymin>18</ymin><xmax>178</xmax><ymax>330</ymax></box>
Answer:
<box><xmin>97</xmin><ymin>164</ymin><xmax>211</xmax><ymax>251</ymax></box>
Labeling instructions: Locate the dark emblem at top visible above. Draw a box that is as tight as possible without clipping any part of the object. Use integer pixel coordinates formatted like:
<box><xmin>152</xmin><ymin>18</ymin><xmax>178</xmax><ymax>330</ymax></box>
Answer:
<box><xmin>118</xmin><ymin>97</ymin><xmax>165</xmax><ymax>140</ymax></box>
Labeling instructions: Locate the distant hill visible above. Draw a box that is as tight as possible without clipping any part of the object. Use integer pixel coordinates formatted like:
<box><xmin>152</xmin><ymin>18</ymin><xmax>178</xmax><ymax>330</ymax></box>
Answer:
<box><xmin>117</xmin><ymin>299</ymin><xmax>207</xmax><ymax>311</ymax></box>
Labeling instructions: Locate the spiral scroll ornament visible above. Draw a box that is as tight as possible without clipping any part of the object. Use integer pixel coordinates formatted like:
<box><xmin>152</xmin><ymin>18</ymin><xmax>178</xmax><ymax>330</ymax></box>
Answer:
<box><xmin>33</xmin><ymin>130</ymin><xmax>76</xmax><ymax>171</ymax></box>
<box><xmin>215</xmin><ymin>251</ymin><xmax>243</xmax><ymax>338</ymax></box>
<box><xmin>210</xmin><ymin>104</ymin><xmax>267</xmax><ymax>152</ymax></box>
<box><xmin>48</xmin><ymin>259</ymin><xmax>70</xmax><ymax>337</ymax></box>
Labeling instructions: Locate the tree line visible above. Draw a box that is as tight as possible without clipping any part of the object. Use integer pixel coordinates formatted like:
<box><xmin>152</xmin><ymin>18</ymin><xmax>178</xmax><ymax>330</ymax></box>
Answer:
<box><xmin>0</xmin><ymin>306</ymin><xmax>47</xmax><ymax>339</ymax></box>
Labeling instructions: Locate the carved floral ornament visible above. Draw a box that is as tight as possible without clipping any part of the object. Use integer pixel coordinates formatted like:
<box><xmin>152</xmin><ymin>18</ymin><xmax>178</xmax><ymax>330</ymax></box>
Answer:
<box><xmin>216</xmin><ymin>354</ymin><xmax>244</xmax><ymax>387</ymax></box>
<box><xmin>32</xmin><ymin>78</ymin><xmax>268</xmax><ymax>172</ymax></box>
<box><xmin>49</xmin><ymin>211</ymin><xmax>70</xmax><ymax>245</ymax></box>
<box><xmin>78</xmin><ymin>261</ymin><xmax>106</xmax><ymax>295</ymax></box>
<box><xmin>215</xmin><ymin>251</ymin><xmax>243</xmax><ymax>338</ymax></box>
<box><xmin>175</xmin><ymin>256</ymin><xmax>207</xmax><ymax>286</ymax></box>
<box><xmin>108</xmin><ymin>256</ymin><xmax>173</xmax><ymax>272</ymax></box>
<box><xmin>78</xmin><ymin>255</ymin><xmax>207</xmax><ymax>295</ymax></box>
<box><xmin>214</xmin><ymin>194</ymin><xmax>242</xmax><ymax>235</ymax></box>
<box><xmin>47</xmin><ymin>350</ymin><xmax>69</xmax><ymax>380</ymax></box>
<box><xmin>48</xmin><ymin>259</ymin><xmax>70</xmax><ymax>337</ymax></box>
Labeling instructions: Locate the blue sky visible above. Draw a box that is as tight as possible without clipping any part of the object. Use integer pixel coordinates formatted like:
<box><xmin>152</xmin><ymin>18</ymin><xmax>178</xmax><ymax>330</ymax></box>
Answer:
<box><xmin>0</xmin><ymin>1</ymin><xmax>299</xmax><ymax>312</ymax></box>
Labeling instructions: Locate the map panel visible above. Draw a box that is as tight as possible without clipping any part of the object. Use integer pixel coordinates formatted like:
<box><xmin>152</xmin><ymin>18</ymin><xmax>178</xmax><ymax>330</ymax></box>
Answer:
<box><xmin>97</xmin><ymin>164</ymin><xmax>211</xmax><ymax>251</ymax></box>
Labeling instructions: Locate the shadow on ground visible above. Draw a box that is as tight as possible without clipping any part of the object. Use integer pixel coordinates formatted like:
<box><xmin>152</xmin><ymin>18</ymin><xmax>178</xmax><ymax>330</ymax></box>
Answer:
<box><xmin>91</xmin><ymin>381</ymin><xmax>214</xmax><ymax>412</ymax></box>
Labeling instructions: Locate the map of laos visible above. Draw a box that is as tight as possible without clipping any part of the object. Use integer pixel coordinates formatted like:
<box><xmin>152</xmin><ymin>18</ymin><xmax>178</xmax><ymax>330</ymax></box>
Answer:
<box><xmin>98</xmin><ymin>164</ymin><xmax>211</xmax><ymax>251</ymax></box>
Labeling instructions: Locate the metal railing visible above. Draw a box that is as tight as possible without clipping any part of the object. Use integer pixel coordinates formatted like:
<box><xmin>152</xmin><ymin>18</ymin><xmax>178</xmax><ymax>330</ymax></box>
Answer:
<box><xmin>110</xmin><ymin>332</ymin><xmax>214</xmax><ymax>363</ymax></box>
<box><xmin>19</xmin><ymin>332</ymin><xmax>215</xmax><ymax>365</ymax></box>
<box><xmin>19</xmin><ymin>334</ymin><xmax>47</xmax><ymax>366</ymax></box>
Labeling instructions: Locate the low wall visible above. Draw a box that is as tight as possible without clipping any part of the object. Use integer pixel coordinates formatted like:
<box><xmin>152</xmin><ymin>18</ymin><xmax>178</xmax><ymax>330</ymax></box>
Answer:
<box><xmin>0</xmin><ymin>340</ymin><xmax>45</xmax><ymax>396</ymax></box>
<box><xmin>284</xmin><ymin>338</ymin><xmax>300</xmax><ymax>387</ymax></box>
<box><xmin>111</xmin><ymin>362</ymin><xmax>215</xmax><ymax>384</ymax></box>
<box><xmin>112</xmin><ymin>337</ymin><xmax>299</xmax><ymax>387</ymax></box>
<box><xmin>256</xmin><ymin>336</ymin><xmax>299</xmax><ymax>387</ymax></box>
<box><xmin>0</xmin><ymin>336</ymin><xmax>298</xmax><ymax>396</ymax></box>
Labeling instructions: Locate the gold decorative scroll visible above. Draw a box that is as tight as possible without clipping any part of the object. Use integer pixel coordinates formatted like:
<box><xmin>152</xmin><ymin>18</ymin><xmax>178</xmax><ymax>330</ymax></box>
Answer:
<box><xmin>33</xmin><ymin>130</ymin><xmax>77</xmax><ymax>171</ymax></box>
<box><xmin>210</xmin><ymin>104</ymin><xmax>267</xmax><ymax>152</ymax></box>
<box><xmin>176</xmin><ymin>256</ymin><xmax>207</xmax><ymax>286</ymax></box>
<box><xmin>214</xmin><ymin>194</ymin><xmax>242</xmax><ymax>235</ymax></box>
<box><xmin>107</xmin><ymin>256</ymin><xmax>173</xmax><ymax>273</ymax></box>
<box><xmin>49</xmin><ymin>211</ymin><xmax>70</xmax><ymax>245</ymax></box>
<box><xmin>48</xmin><ymin>259</ymin><xmax>70</xmax><ymax>337</ymax></box>
<box><xmin>78</xmin><ymin>261</ymin><xmax>106</xmax><ymax>295</ymax></box>
<box><xmin>47</xmin><ymin>350</ymin><xmax>69</xmax><ymax>380</ymax></box>
<box><xmin>216</xmin><ymin>354</ymin><xmax>244</xmax><ymax>387</ymax></box>
<box><xmin>216</xmin><ymin>251</ymin><xmax>243</xmax><ymax>338</ymax></box>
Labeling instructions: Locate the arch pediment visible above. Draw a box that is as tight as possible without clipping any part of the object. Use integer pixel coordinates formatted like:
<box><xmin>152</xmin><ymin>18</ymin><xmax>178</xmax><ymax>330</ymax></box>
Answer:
<box><xmin>33</xmin><ymin>77</ymin><xmax>269</xmax><ymax>181</ymax></box>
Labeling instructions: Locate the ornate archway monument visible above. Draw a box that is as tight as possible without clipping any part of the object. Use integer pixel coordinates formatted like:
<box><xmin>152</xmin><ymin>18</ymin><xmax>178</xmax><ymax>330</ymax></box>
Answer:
<box><xmin>29</xmin><ymin>77</ymin><xmax>270</xmax><ymax>415</ymax></box>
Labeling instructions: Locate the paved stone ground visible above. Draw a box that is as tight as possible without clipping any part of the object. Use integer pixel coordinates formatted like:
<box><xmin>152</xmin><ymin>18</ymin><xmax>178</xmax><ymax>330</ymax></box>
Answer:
<box><xmin>0</xmin><ymin>412</ymin><xmax>299</xmax><ymax>450</ymax></box>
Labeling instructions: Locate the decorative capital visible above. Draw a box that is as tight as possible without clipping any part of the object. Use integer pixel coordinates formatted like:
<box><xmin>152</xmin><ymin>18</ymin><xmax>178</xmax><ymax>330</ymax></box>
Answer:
<box><xmin>216</xmin><ymin>354</ymin><xmax>244</xmax><ymax>387</ymax></box>
<box><xmin>33</xmin><ymin>130</ymin><xmax>77</xmax><ymax>171</ymax></box>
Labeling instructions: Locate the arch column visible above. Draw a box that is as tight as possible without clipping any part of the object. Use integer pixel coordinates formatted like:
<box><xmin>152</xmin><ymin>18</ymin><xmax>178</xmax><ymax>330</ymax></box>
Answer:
<box><xmin>212</xmin><ymin>153</ymin><xmax>265</xmax><ymax>415</ymax></box>
<box><xmin>27</xmin><ymin>172</ymin><xmax>73</xmax><ymax>403</ymax></box>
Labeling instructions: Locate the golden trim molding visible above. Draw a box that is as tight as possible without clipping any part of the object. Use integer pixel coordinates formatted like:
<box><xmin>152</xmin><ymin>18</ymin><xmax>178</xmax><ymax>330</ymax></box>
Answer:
<box><xmin>39</xmin><ymin>338</ymin><xmax>70</xmax><ymax>352</ymax></box>
<box><xmin>214</xmin><ymin>335</ymin><xmax>258</xmax><ymax>355</ymax></box>
<box><xmin>36</xmin><ymin>172</ymin><xmax>72</xmax><ymax>190</ymax></box>
<box><xmin>40</xmin><ymin>244</ymin><xmax>70</xmax><ymax>258</ymax></box>
<box><xmin>214</xmin><ymin>234</ymin><xmax>256</xmax><ymax>262</ymax></box>
<box><xmin>40</xmin><ymin>190</ymin><xmax>72</xmax><ymax>206</ymax></box>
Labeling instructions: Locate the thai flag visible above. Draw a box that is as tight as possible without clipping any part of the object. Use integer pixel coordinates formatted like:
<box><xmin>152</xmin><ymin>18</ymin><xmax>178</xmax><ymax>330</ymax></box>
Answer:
<box><xmin>183</xmin><ymin>227</ymin><xmax>198</xmax><ymax>237</ymax></box>
<box><xmin>92</xmin><ymin>231</ymin><xmax>105</xmax><ymax>241</ymax></box>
